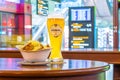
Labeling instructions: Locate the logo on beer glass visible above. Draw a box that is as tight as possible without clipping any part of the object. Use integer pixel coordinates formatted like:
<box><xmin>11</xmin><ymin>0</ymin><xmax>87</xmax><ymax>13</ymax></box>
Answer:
<box><xmin>50</xmin><ymin>24</ymin><xmax>62</xmax><ymax>38</ymax></box>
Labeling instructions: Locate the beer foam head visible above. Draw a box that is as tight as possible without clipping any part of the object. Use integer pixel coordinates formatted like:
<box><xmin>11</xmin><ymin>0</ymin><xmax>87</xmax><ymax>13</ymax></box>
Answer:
<box><xmin>48</xmin><ymin>12</ymin><xmax>64</xmax><ymax>19</ymax></box>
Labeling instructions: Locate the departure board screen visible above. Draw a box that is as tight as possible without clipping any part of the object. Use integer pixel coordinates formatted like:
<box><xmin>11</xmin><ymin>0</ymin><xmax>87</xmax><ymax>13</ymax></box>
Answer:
<box><xmin>69</xmin><ymin>7</ymin><xmax>95</xmax><ymax>49</ymax></box>
<box><xmin>71</xmin><ymin>8</ymin><xmax>91</xmax><ymax>21</ymax></box>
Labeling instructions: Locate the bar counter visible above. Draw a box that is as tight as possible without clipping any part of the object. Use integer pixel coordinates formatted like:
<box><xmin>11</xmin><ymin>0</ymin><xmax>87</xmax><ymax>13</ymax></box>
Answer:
<box><xmin>0</xmin><ymin>48</ymin><xmax>120</xmax><ymax>63</ymax></box>
<box><xmin>0</xmin><ymin>58</ymin><xmax>109</xmax><ymax>80</ymax></box>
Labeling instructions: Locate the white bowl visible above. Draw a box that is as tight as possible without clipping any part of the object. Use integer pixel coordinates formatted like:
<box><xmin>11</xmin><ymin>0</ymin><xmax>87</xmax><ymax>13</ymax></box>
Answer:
<box><xmin>20</xmin><ymin>49</ymin><xmax>51</xmax><ymax>62</ymax></box>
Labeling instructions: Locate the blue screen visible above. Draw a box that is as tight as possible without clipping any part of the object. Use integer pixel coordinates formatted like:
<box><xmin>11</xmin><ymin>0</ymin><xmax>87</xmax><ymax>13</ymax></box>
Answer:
<box><xmin>71</xmin><ymin>8</ymin><xmax>91</xmax><ymax>21</ymax></box>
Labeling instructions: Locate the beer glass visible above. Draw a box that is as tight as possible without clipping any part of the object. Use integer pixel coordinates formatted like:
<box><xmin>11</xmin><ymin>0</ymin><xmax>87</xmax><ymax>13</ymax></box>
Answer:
<box><xmin>47</xmin><ymin>12</ymin><xmax>65</xmax><ymax>62</ymax></box>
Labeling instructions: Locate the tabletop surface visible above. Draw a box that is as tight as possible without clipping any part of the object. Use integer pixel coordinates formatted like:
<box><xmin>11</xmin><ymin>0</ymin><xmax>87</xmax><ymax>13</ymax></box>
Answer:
<box><xmin>0</xmin><ymin>58</ymin><xmax>108</xmax><ymax>70</ymax></box>
<box><xmin>0</xmin><ymin>58</ymin><xmax>110</xmax><ymax>77</ymax></box>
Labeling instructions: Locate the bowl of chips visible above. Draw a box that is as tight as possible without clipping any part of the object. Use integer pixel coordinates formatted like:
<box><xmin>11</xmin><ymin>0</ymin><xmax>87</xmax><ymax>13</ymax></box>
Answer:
<box><xmin>16</xmin><ymin>40</ymin><xmax>51</xmax><ymax>62</ymax></box>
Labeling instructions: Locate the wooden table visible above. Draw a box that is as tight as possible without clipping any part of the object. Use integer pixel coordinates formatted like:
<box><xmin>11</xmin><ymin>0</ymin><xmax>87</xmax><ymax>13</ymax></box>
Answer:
<box><xmin>0</xmin><ymin>58</ymin><xmax>109</xmax><ymax>80</ymax></box>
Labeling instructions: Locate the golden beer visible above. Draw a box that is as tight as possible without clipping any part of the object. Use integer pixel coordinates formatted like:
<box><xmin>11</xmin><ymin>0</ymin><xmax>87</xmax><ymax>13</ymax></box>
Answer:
<box><xmin>47</xmin><ymin>14</ymin><xmax>65</xmax><ymax>62</ymax></box>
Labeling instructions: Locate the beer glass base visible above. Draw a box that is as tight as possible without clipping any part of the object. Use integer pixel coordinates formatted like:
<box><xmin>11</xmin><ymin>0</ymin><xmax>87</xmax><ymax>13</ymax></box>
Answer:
<box><xmin>49</xmin><ymin>58</ymin><xmax>64</xmax><ymax>63</ymax></box>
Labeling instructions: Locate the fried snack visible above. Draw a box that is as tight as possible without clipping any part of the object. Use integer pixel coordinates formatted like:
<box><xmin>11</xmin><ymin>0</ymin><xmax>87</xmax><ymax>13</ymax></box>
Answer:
<box><xmin>44</xmin><ymin>44</ymin><xmax>50</xmax><ymax>49</ymax></box>
<box><xmin>22</xmin><ymin>40</ymin><xmax>44</xmax><ymax>51</ymax></box>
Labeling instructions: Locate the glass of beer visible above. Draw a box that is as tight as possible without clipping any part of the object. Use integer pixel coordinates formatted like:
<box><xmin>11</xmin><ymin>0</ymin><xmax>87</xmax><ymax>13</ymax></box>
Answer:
<box><xmin>47</xmin><ymin>12</ymin><xmax>65</xmax><ymax>62</ymax></box>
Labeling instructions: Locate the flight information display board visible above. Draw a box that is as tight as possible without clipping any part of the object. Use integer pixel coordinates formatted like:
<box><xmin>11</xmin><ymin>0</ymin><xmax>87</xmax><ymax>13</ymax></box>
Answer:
<box><xmin>69</xmin><ymin>7</ymin><xmax>95</xmax><ymax>49</ymax></box>
<box><xmin>37</xmin><ymin>0</ymin><xmax>48</xmax><ymax>16</ymax></box>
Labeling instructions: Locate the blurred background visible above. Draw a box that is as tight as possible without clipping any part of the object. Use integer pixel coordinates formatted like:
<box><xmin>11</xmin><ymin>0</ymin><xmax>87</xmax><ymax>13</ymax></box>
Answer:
<box><xmin>0</xmin><ymin>0</ymin><xmax>114</xmax><ymax>50</ymax></box>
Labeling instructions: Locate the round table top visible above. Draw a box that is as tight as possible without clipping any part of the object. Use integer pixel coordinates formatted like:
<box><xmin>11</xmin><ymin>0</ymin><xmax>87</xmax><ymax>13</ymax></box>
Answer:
<box><xmin>0</xmin><ymin>58</ymin><xmax>109</xmax><ymax>77</ymax></box>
